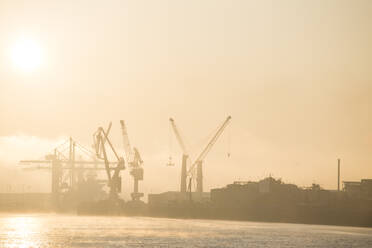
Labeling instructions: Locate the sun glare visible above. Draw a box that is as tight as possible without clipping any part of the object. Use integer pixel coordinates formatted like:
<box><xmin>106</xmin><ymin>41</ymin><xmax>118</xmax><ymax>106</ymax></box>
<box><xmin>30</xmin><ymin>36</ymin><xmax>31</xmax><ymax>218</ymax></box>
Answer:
<box><xmin>10</xmin><ymin>37</ymin><xmax>42</xmax><ymax>72</ymax></box>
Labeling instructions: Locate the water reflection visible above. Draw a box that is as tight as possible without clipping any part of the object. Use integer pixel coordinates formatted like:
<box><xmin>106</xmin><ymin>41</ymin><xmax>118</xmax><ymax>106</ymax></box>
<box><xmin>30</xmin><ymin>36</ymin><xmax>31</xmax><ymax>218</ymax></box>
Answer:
<box><xmin>0</xmin><ymin>214</ymin><xmax>372</xmax><ymax>248</ymax></box>
<box><xmin>2</xmin><ymin>216</ymin><xmax>40</xmax><ymax>248</ymax></box>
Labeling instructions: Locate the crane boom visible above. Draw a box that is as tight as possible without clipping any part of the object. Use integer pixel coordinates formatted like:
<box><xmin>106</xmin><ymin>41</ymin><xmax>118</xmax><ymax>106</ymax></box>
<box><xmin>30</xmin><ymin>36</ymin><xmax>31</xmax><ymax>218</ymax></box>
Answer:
<box><xmin>187</xmin><ymin>116</ymin><xmax>231</xmax><ymax>175</ymax></box>
<box><xmin>120</xmin><ymin>120</ymin><xmax>133</xmax><ymax>163</ymax></box>
<box><xmin>20</xmin><ymin>160</ymin><xmax>115</xmax><ymax>165</ymax></box>
<box><xmin>97</xmin><ymin>132</ymin><xmax>112</xmax><ymax>182</ymax></box>
<box><xmin>93</xmin><ymin>123</ymin><xmax>125</xmax><ymax>199</ymax></box>
<box><xmin>100</xmin><ymin>127</ymin><xmax>120</xmax><ymax>161</ymax></box>
<box><xmin>119</xmin><ymin>120</ymin><xmax>144</xmax><ymax>201</ymax></box>
<box><xmin>169</xmin><ymin>118</ymin><xmax>188</xmax><ymax>155</ymax></box>
<box><xmin>169</xmin><ymin>118</ymin><xmax>190</xmax><ymax>193</ymax></box>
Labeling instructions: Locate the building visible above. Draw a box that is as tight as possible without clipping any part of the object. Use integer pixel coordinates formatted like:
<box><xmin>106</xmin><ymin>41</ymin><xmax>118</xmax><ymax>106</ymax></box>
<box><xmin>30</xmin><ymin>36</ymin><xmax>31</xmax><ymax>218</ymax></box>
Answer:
<box><xmin>148</xmin><ymin>191</ymin><xmax>210</xmax><ymax>208</ymax></box>
<box><xmin>211</xmin><ymin>177</ymin><xmax>301</xmax><ymax>207</ymax></box>
<box><xmin>343</xmin><ymin>179</ymin><xmax>372</xmax><ymax>199</ymax></box>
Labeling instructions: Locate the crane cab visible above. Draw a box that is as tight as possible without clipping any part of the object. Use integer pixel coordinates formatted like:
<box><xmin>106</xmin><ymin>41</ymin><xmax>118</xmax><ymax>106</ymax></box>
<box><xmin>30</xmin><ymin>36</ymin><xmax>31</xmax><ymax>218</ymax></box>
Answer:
<box><xmin>130</xmin><ymin>167</ymin><xmax>144</xmax><ymax>180</ymax></box>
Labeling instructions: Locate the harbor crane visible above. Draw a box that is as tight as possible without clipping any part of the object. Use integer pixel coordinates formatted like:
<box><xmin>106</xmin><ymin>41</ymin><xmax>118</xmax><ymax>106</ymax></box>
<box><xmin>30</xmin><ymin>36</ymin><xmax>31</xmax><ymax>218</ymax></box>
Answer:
<box><xmin>20</xmin><ymin>137</ymin><xmax>116</xmax><ymax>208</ymax></box>
<box><xmin>169</xmin><ymin>118</ymin><xmax>189</xmax><ymax>193</ymax></box>
<box><xmin>187</xmin><ymin>116</ymin><xmax>231</xmax><ymax>193</ymax></box>
<box><xmin>169</xmin><ymin>116</ymin><xmax>231</xmax><ymax>194</ymax></box>
<box><xmin>93</xmin><ymin>122</ymin><xmax>125</xmax><ymax>200</ymax></box>
<box><xmin>120</xmin><ymin>120</ymin><xmax>144</xmax><ymax>201</ymax></box>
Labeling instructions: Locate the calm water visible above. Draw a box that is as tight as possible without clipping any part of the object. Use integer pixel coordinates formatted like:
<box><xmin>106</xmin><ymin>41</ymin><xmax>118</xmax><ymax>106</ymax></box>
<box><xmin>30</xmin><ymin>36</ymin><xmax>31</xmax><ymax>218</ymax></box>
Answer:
<box><xmin>0</xmin><ymin>214</ymin><xmax>371</xmax><ymax>248</ymax></box>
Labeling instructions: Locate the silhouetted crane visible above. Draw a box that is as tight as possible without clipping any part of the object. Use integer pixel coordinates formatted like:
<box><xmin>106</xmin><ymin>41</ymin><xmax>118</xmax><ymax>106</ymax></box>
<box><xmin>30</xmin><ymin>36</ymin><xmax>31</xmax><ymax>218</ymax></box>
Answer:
<box><xmin>120</xmin><ymin>120</ymin><xmax>144</xmax><ymax>201</ymax></box>
<box><xmin>169</xmin><ymin>116</ymin><xmax>231</xmax><ymax>195</ymax></box>
<box><xmin>187</xmin><ymin>116</ymin><xmax>231</xmax><ymax>193</ymax></box>
<box><xmin>169</xmin><ymin>118</ymin><xmax>190</xmax><ymax>193</ymax></box>
<box><xmin>93</xmin><ymin>123</ymin><xmax>125</xmax><ymax>200</ymax></box>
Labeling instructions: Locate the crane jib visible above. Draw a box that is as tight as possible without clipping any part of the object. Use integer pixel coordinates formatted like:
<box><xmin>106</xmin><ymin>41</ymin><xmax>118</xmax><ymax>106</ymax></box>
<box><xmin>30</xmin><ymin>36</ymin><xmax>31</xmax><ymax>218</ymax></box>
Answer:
<box><xmin>187</xmin><ymin>116</ymin><xmax>231</xmax><ymax>175</ymax></box>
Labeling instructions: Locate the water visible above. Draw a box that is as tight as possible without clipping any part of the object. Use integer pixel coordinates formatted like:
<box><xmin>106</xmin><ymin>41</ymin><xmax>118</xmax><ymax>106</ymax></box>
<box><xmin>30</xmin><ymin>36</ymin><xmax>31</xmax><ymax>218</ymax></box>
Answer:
<box><xmin>0</xmin><ymin>214</ymin><xmax>371</xmax><ymax>248</ymax></box>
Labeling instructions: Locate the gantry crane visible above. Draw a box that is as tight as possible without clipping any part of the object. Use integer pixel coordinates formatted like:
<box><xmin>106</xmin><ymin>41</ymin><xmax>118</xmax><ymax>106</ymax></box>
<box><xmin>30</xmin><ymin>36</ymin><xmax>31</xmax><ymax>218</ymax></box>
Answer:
<box><xmin>169</xmin><ymin>118</ymin><xmax>189</xmax><ymax>193</ymax></box>
<box><xmin>120</xmin><ymin>120</ymin><xmax>144</xmax><ymax>201</ymax></box>
<box><xmin>187</xmin><ymin>116</ymin><xmax>231</xmax><ymax>193</ymax></box>
<box><xmin>20</xmin><ymin>137</ymin><xmax>116</xmax><ymax>208</ymax></box>
<box><xmin>93</xmin><ymin>122</ymin><xmax>125</xmax><ymax>200</ymax></box>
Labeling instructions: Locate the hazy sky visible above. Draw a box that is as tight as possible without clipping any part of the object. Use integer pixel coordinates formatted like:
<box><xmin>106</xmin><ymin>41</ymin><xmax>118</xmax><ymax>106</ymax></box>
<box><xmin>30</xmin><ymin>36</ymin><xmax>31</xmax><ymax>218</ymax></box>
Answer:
<box><xmin>0</xmin><ymin>0</ymin><xmax>371</xmax><ymax>196</ymax></box>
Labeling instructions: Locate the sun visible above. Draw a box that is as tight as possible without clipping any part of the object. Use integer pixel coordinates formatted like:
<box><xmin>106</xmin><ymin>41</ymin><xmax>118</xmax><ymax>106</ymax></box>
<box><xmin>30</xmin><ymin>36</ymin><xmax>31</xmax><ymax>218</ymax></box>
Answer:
<box><xmin>10</xmin><ymin>37</ymin><xmax>43</xmax><ymax>72</ymax></box>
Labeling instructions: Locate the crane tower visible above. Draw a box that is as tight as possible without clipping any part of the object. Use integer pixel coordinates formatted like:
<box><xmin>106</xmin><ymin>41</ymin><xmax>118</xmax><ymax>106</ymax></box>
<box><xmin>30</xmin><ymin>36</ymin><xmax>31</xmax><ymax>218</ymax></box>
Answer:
<box><xmin>120</xmin><ymin>120</ymin><xmax>144</xmax><ymax>201</ymax></box>
<box><xmin>169</xmin><ymin>116</ymin><xmax>231</xmax><ymax>194</ymax></box>
<box><xmin>169</xmin><ymin>118</ymin><xmax>189</xmax><ymax>193</ymax></box>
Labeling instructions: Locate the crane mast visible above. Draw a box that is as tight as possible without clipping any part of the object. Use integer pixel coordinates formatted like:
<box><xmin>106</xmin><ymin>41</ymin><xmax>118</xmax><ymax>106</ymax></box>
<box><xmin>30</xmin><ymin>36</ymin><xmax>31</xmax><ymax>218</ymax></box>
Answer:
<box><xmin>120</xmin><ymin>120</ymin><xmax>144</xmax><ymax>201</ymax></box>
<box><xmin>169</xmin><ymin>118</ymin><xmax>189</xmax><ymax>193</ymax></box>
<box><xmin>188</xmin><ymin>116</ymin><xmax>231</xmax><ymax>193</ymax></box>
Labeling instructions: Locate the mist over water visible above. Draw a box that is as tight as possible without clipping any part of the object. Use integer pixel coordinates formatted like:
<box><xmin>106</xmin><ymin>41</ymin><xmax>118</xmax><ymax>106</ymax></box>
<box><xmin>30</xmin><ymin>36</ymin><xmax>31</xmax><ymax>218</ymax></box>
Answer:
<box><xmin>1</xmin><ymin>1</ymin><xmax>372</xmax><ymax>247</ymax></box>
<box><xmin>0</xmin><ymin>214</ymin><xmax>371</xmax><ymax>248</ymax></box>
<box><xmin>0</xmin><ymin>136</ymin><xmax>67</xmax><ymax>193</ymax></box>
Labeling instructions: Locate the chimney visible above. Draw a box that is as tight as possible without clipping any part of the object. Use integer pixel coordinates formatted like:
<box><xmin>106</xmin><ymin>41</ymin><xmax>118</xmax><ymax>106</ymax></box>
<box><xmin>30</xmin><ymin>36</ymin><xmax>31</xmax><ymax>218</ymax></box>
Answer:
<box><xmin>337</xmin><ymin>158</ymin><xmax>341</xmax><ymax>191</ymax></box>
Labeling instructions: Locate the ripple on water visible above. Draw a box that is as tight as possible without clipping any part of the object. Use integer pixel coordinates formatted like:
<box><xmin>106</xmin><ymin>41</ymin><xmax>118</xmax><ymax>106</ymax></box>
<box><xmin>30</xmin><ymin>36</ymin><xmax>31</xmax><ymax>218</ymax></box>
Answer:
<box><xmin>0</xmin><ymin>214</ymin><xmax>372</xmax><ymax>248</ymax></box>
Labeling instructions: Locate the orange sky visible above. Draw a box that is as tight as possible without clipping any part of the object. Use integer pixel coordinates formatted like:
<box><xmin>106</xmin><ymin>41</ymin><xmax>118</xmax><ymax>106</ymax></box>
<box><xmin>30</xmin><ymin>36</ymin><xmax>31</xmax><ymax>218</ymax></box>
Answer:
<box><xmin>0</xmin><ymin>0</ymin><xmax>371</xmax><ymax>196</ymax></box>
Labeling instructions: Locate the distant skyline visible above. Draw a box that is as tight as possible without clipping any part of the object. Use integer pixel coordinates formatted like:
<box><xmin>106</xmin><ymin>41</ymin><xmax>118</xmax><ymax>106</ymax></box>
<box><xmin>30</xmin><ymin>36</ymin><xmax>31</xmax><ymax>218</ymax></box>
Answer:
<box><xmin>0</xmin><ymin>0</ymin><xmax>371</xmax><ymax>197</ymax></box>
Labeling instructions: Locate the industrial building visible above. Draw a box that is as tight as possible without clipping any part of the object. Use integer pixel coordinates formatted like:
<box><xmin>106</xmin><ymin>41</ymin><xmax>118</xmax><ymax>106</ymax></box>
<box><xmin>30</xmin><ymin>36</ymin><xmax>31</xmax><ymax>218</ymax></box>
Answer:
<box><xmin>210</xmin><ymin>177</ymin><xmax>302</xmax><ymax>221</ymax></box>
<box><xmin>209</xmin><ymin>177</ymin><xmax>372</xmax><ymax>226</ymax></box>
<box><xmin>148</xmin><ymin>191</ymin><xmax>210</xmax><ymax>208</ymax></box>
<box><xmin>343</xmin><ymin>179</ymin><xmax>372</xmax><ymax>199</ymax></box>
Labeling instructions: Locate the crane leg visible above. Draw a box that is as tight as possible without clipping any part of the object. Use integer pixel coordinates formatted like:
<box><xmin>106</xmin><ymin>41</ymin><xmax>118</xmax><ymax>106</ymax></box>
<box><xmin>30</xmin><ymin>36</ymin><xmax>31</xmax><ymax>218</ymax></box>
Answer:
<box><xmin>196</xmin><ymin>161</ymin><xmax>203</xmax><ymax>193</ymax></box>
<box><xmin>134</xmin><ymin>179</ymin><xmax>138</xmax><ymax>194</ymax></box>
<box><xmin>180</xmin><ymin>155</ymin><xmax>188</xmax><ymax>193</ymax></box>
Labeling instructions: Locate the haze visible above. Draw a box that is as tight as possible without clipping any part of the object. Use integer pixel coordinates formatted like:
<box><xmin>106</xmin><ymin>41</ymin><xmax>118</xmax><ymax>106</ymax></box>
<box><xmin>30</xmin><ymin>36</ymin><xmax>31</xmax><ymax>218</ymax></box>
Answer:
<box><xmin>0</xmin><ymin>0</ymin><xmax>371</xmax><ymax>196</ymax></box>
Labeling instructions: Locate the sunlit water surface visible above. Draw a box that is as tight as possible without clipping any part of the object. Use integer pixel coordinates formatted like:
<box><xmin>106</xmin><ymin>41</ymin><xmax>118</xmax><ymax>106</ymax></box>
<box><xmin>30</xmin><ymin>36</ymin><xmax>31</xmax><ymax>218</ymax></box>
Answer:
<box><xmin>0</xmin><ymin>214</ymin><xmax>371</xmax><ymax>248</ymax></box>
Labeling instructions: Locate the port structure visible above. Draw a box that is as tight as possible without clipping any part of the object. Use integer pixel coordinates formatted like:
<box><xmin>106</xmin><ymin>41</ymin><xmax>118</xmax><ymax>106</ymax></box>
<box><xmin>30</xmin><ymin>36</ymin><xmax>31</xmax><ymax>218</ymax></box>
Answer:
<box><xmin>20</xmin><ymin>137</ymin><xmax>117</xmax><ymax>208</ymax></box>
<box><xmin>120</xmin><ymin>120</ymin><xmax>144</xmax><ymax>201</ymax></box>
<box><xmin>93</xmin><ymin>122</ymin><xmax>125</xmax><ymax>200</ymax></box>
<box><xmin>169</xmin><ymin>118</ymin><xmax>189</xmax><ymax>193</ymax></box>
<box><xmin>169</xmin><ymin>116</ymin><xmax>231</xmax><ymax>194</ymax></box>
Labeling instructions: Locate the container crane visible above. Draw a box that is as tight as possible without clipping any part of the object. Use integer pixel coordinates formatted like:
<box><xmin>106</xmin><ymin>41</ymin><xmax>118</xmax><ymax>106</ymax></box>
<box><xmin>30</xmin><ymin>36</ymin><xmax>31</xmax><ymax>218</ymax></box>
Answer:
<box><xmin>20</xmin><ymin>137</ymin><xmax>116</xmax><ymax>208</ymax></box>
<box><xmin>120</xmin><ymin>120</ymin><xmax>144</xmax><ymax>201</ymax></box>
<box><xmin>94</xmin><ymin>123</ymin><xmax>125</xmax><ymax>200</ymax></box>
<box><xmin>187</xmin><ymin>116</ymin><xmax>231</xmax><ymax>193</ymax></box>
<box><xmin>169</xmin><ymin>118</ymin><xmax>189</xmax><ymax>193</ymax></box>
